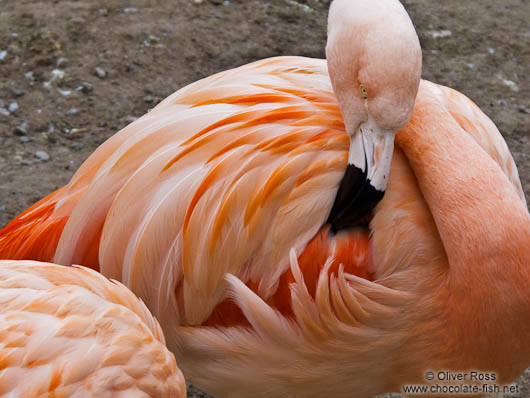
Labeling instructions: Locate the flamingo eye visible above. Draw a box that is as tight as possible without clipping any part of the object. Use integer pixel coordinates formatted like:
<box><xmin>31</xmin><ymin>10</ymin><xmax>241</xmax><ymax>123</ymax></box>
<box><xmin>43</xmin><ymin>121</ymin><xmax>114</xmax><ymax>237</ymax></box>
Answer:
<box><xmin>359</xmin><ymin>84</ymin><xmax>368</xmax><ymax>99</ymax></box>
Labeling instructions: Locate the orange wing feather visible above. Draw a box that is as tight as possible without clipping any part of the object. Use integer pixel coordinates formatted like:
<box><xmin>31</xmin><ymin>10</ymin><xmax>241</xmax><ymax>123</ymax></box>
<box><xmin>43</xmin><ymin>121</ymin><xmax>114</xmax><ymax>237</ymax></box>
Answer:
<box><xmin>0</xmin><ymin>188</ymin><xmax>69</xmax><ymax>264</ymax></box>
<box><xmin>0</xmin><ymin>185</ymin><xmax>103</xmax><ymax>270</ymax></box>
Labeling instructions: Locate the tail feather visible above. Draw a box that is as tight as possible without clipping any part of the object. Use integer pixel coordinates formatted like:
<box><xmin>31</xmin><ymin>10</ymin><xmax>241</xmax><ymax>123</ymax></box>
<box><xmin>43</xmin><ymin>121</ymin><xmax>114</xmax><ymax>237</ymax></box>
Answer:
<box><xmin>203</xmin><ymin>225</ymin><xmax>374</xmax><ymax>327</ymax></box>
<box><xmin>0</xmin><ymin>188</ymin><xmax>68</xmax><ymax>262</ymax></box>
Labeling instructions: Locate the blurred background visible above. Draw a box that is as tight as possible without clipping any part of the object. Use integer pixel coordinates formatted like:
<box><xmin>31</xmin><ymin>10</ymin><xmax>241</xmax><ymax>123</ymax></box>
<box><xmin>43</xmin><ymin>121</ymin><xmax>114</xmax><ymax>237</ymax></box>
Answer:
<box><xmin>0</xmin><ymin>0</ymin><xmax>529</xmax><ymax>396</ymax></box>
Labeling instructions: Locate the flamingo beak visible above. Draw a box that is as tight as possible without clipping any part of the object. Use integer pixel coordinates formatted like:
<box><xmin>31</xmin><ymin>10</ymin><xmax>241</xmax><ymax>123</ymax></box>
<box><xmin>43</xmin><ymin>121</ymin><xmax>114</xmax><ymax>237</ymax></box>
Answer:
<box><xmin>327</xmin><ymin>118</ymin><xmax>395</xmax><ymax>233</ymax></box>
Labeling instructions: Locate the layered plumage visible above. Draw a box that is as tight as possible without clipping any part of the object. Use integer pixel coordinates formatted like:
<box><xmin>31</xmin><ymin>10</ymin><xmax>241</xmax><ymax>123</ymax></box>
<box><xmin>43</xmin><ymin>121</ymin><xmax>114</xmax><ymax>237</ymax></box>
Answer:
<box><xmin>0</xmin><ymin>56</ymin><xmax>371</xmax><ymax>327</ymax></box>
<box><xmin>1</xmin><ymin>0</ymin><xmax>529</xmax><ymax>396</ymax></box>
<box><xmin>1</xmin><ymin>62</ymin><xmax>528</xmax><ymax>397</ymax></box>
<box><xmin>0</xmin><ymin>260</ymin><xmax>186</xmax><ymax>397</ymax></box>
<box><xmin>170</xmin><ymin>80</ymin><xmax>530</xmax><ymax>398</ymax></box>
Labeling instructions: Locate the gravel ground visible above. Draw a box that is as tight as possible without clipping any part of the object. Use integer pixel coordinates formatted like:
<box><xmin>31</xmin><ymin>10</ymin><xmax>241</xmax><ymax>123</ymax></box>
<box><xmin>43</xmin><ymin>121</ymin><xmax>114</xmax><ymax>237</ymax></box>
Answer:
<box><xmin>0</xmin><ymin>0</ymin><xmax>529</xmax><ymax>396</ymax></box>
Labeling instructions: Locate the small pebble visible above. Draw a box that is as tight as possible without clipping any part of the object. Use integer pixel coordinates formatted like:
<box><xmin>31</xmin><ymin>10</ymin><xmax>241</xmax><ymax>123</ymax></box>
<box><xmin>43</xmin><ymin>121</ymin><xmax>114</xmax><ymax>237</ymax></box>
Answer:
<box><xmin>427</xmin><ymin>29</ymin><xmax>452</xmax><ymax>39</ymax></box>
<box><xmin>8</xmin><ymin>102</ymin><xmax>19</xmax><ymax>113</ymax></box>
<box><xmin>496</xmin><ymin>99</ymin><xmax>507</xmax><ymax>106</ymax></box>
<box><xmin>143</xmin><ymin>94</ymin><xmax>156</xmax><ymax>103</ymax></box>
<box><xmin>123</xmin><ymin>115</ymin><xmax>138</xmax><ymax>123</ymax></box>
<box><xmin>487</xmin><ymin>48</ymin><xmax>495</xmax><ymax>55</ymax></box>
<box><xmin>0</xmin><ymin>205</ymin><xmax>5</xmax><ymax>213</ymax></box>
<box><xmin>466</xmin><ymin>63</ymin><xmax>474</xmax><ymax>69</ymax></box>
<box><xmin>94</xmin><ymin>66</ymin><xmax>106</xmax><ymax>79</ymax></box>
<box><xmin>56</xmin><ymin>57</ymin><xmax>68</xmax><ymax>67</ymax></box>
<box><xmin>0</xmin><ymin>50</ymin><xmax>6</xmax><ymax>61</ymax></box>
<box><xmin>499</xmin><ymin>77</ymin><xmax>520</xmax><ymax>92</ymax></box>
<box><xmin>35</xmin><ymin>151</ymin><xmax>51</xmax><ymax>162</ymax></box>
<box><xmin>42</xmin><ymin>132</ymin><xmax>57</xmax><ymax>144</ymax></box>
<box><xmin>0</xmin><ymin>108</ymin><xmax>9</xmax><ymax>117</ymax></box>
<box><xmin>11</xmin><ymin>33</ymin><xmax>18</xmax><ymax>38</ymax></box>
<box><xmin>48</xmin><ymin>122</ymin><xmax>55</xmax><ymax>133</ymax></box>
<box><xmin>124</xmin><ymin>7</ymin><xmax>137</xmax><ymax>13</ymax></box>
<box><xmin>50</xmin><ymin>69</ymin><xmax>65</xmax><ymax>80</ymax></box>
<box><xmin>25</xmin><ymin>71</ymin><xmax>34</xmax><ymax>81</ymax></box>
<box><xmin>285</xmin><ymin>0</ymin><xmax>313</xmax><ymax>12</ymax></box>
<box><xmin>66</xmin><ymin>108</ymin><xmax>79</xmax><ymax>116</ymax></box>
<box><xmin>144</xmin><ymin>35</ymin><xmax>161</xmax><ymax>46</ymax></box>
<box><xmin>71</xmin><ymin>142</ymin><xmax>84</xmax><ymax>150</ymax></box>
<box><xmin>12</xmin><ymin>88</ymin><xmax>24</xmax><ymax>97</ymax></box>
<box><xmin>99</xmin><ymin>8</ymin><xmax>108</xmax><ymax>16</ymax></box>
<box><xmin>19</xmin><ymin>136</ymin><xmax>33</xmax><ymax>143</ymax></box>
<box><xmin>58</xmin><ymin>89</ymin><xmax>72</xmax><ymax>96</ymax></box>
<box><xmin>518</xmin><ymin>105</ymin><xmax>530</xmax><ymax>115</ymax></box>
<box><xmin>14</xmin><ymin>121</ymin><xmax>28</xmax><ymax>136</ymax></box>
<box><xmin>76</xmin><ymin>82</ymin><xmax>93</xmax><ymax>93</ymax></box>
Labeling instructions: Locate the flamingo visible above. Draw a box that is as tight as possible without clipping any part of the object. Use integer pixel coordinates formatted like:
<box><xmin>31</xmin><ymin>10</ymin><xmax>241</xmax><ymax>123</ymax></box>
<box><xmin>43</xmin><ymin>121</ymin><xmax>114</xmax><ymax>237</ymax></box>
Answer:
<box><xmin>0</xmin><ymin>259</ymin><xmax>186</xmax><ymax>397</ymax></box>
<box><xmin>0</xmin><ymin>0</ymin><xmax>529</xmax><ymax>396</ymax></box>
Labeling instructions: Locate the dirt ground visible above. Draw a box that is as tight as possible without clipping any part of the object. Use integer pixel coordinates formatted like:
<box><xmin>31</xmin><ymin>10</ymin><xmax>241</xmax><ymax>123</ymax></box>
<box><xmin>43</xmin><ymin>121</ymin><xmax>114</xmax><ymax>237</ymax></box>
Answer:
<box><xmin>0</xmin><ymin>0</ymin><xmax>529</xmax><ymax>396</ymax></box>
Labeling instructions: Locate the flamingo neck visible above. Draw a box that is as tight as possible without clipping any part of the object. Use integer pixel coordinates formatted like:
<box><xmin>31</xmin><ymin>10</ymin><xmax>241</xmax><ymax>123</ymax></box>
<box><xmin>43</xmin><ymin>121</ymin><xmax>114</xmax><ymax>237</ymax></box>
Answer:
<box><xmin>397</xmin><ymin>89</ymin><xmax>530</xmax><ymax>268</ymax></box>
<box><xmin>396</xmin><ymin>86</ymin><xmax>530</xmax><ymax>379</ymax></box>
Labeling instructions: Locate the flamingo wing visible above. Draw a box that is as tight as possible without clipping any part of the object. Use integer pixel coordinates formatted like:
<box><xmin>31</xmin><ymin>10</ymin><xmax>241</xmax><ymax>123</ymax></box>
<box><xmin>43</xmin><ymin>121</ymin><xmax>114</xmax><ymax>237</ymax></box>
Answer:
<box><xmin>71</xmin><ymin>57</ymin><xmax>355</xmax><ymax>326</ymax></box>
<box><xmin>0</xmin><ymin>57</ymin><xmax>371</xmax><ymax>326</ymax></box>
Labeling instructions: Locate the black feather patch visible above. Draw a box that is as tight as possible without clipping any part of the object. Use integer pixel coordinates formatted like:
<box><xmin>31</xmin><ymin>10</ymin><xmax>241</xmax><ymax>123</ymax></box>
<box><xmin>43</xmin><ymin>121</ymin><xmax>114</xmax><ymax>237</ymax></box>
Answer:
<box><xmin>327</xmin><ymin>163</ymin><xmax>384</xmax><ymax>233</ymax></box>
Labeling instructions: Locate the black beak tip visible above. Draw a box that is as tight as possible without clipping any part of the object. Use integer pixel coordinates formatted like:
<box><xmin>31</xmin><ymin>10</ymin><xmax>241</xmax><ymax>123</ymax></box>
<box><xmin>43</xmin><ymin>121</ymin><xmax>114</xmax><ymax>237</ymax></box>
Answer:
<box><xmin>326</xmin><ymin>164</ymin><xmax>385</xmax><ymax>233</ymax></box>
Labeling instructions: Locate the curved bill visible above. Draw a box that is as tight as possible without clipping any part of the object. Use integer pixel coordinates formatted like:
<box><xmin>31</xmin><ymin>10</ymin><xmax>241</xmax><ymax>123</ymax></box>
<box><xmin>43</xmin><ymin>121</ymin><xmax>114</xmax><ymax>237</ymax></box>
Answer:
<box><xmin>327</xmin><ymin>118</ymin><xmax>395</xmax><ymax>233</ymax></box>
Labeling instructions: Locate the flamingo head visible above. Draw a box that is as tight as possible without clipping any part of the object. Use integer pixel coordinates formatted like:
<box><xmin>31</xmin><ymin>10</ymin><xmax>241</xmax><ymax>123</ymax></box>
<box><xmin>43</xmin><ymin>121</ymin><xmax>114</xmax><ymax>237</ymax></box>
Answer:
<box><xmin>326</xmin><ymin>0</ymin><xmax>422</xmax><ymax>232</ymax></box>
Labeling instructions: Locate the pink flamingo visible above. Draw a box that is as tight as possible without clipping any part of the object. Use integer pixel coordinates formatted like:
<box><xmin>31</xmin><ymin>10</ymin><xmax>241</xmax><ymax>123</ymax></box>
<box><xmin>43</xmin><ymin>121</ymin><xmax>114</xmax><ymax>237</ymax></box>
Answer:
<box><xmin>0</xmin><ymin>0</ymin><xmax>528</xmax><ymax>396</ymax></box>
